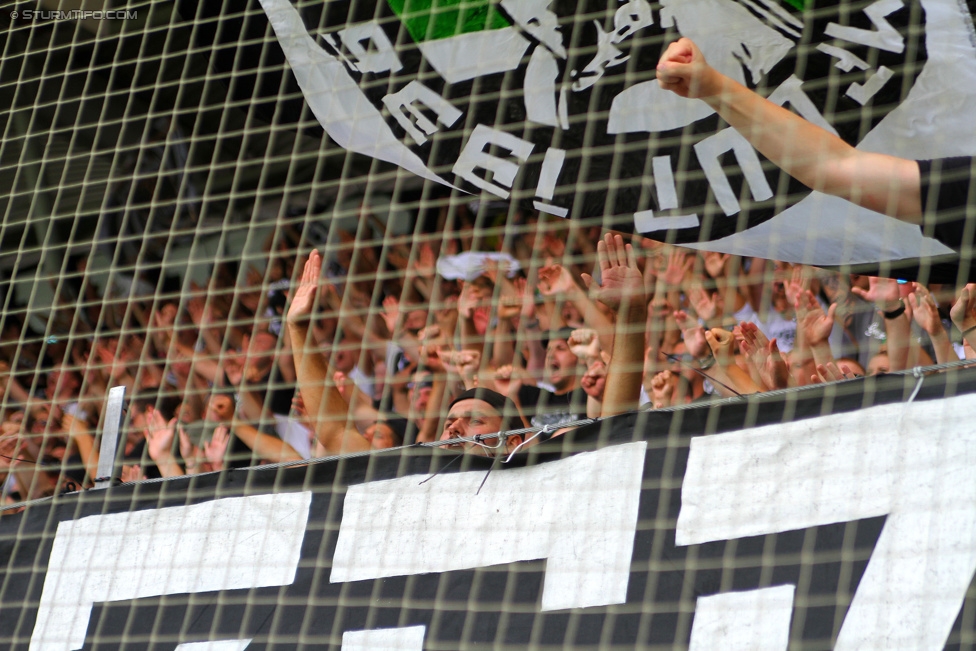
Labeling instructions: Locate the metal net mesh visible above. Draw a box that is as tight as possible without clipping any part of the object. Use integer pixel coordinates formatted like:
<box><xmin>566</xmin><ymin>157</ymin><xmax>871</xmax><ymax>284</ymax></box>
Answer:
<box><xmin>2</xmin><ymin>0</ymin><xmax>976</xmax><ymax>649</ymax></box>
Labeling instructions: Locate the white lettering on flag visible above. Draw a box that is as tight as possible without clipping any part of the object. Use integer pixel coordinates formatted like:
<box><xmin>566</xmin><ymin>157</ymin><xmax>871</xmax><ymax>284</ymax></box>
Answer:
<box><xmin>677</xmin><ymin>394</ymin><xmax>976</xmax><ymax>651</ymax></box>
<box><xmin>29</xmin><ymin>493</ymin><xmax>311</xmax><ymax>651</ymax></box>
<box><xmin>342</xmin><ymin>626</ymin><xmax>426</xmax><ymax>651</ymax></box>
<box><xmin>453</xmin><ymin>126</ymin><xmax>535</xmax><ymax>199</ymax></box>
<box><xmin>331</xmin><ymin>442</ymin><xmax>647</xmax><ymax>611</ymax></box>
<box><xmin>174</xmin><ymin>641</ymin><xmax>252</xmax><ymax>651</ymax></box>
<box><xmin>825</xmin><ymin>0</ymin><xmax>906</xmax><ymax>54</ymax></box>
<box><xmin>689</xmin><ymin>586</ymin><xmax>794</xmax><ymax>651</ymax></box>
<box><xmin>694</xmin><ymin>128</ymin><xmax>773</xmax><ymax>216</ymax></box>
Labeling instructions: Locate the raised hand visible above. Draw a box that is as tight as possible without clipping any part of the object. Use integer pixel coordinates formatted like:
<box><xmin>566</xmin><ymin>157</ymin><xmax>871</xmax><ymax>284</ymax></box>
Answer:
<box><xmin>542</xmin><ymin>231</ymin><xmax>566</xmax><ymax>259</ymax></box>
<box><xmin>537</xmin><ymin>264</ymin><xmax>577</xmax><ymax>296</ymax></box>
<box><xmin>950</xmin><ymin>284</ymin><xmax>976</xmax><ymax>332</ymax></box>
<box><xmin>649</xmin><ymin>370</ymin><xmax>677</xmax><ymax>409</ymax></box>
<box><xmin>203</xmin><ymin>425</ymin><xmax>230</xmax><ymax>471</ymax></box>
<box><xmin>580</xmin><ymin>233</ymin><xmax>643</xmax><ymax>313</ymax></box>
<box><xmin>145</xmin><ymin>415</ymin><xmax>176</xmax><ymax>462</ymax></box>
<box><xmin>815</xmin><ymin>361</ymin><xmax>858</xmax><ymax>383</ymax></box>
<box><xmin>795</xmin><ymin>290</ymin><xmax>836</xmax><ymax>347</ymax></box>
<box><xmin>673</xmin><ymin>310</ymin><xmax>708</xmax><ymax>359</ymax></box>
<box><xmin>852</xmin><ymin>276</ymin><xmax>906</xmax><ymax>311</ymax></box>
<box><xmin>784</xmin><ymin>265</ymin><xmax>813</xmax><ymax>310</ymax></box>
<box><xmin>178</xmin><ymin>422</ymin><xmax>198</xmax><ymax>465</ymax></box>
<box><xmin>514</xmin><ymin>277</ymin><xmax>535</xmax><ymax>320</ymax></box>
<box><xmin>497</xmin><ymin>276</ymin><xmax>524</xmax><ymax>320</ymax></box>
<box><xmin>704</xmin><ymin>328</ymin><xmax>735</xmax><ymax>364</ymax></box>
<box><xmin>703</xmin><ymin>251</ymin><xmax>731</xmax><ymax>279</ymax></box>
<box><xmin>457</xmin><ymin>281</ymin><xmax>485</xmax><ymax>318</ymax></box>
<box><xmin>95</xmin><ymin>344</ymin><xmax>129</xmax><ymax>382</ymax></box>
<box><xmin>734</xmin><ymin>321</ymin><xmax>766</xmax><ymax>358</ymax></box>
<box><xmin>288</xmin><ymin>250</ymin><xmax>321</xmax><ymax>322</ymax></box>
<box><xmin>415</xmin><ymin>242</ymin><xmax>436</xmax><ymax>279</ymax></box>
<box><xmin>186</xmin><ymin>292</ymin><xmax>206</xmax><ymax>326</ymax></box>
<box><xmin>493</xmin><ymin>364</ymin><xmax>519</xmax><ymax>397</ymax></box>
<box><xmin>760</xmin><ymin>338</ymin><xmax>790</xmax><ymax>390</ymax></box>
<box><xmin>418</xmin><ymin>326</ymin><xmax>447</xmax><ymax>373</ymax></box>
<box><xmin>381</xmin><ymin>295</ymin><xmax>400</xmax><ymax>335</ymax></box>
<box><xmin>437</xmin><ymin>348</ymin><xmax>479</xmax><ymax>379</ymax></box>
<box><xmin>688</xmin><ymin>283</ymin><xmax>723</xmax><ymax>324</ymax></box>
<box><xmin>736</xmin><ymin>322</ymin><xmax>788</xmax><ymax>390</ymax></box>
<box><xmin>568</xmin><ymin>328</ymin><xmax>601</xmax><ymax>363</ymax></box>
<box><xmin>909</xmin><ymin>285</ymin><xmax>945</xmax><ymax>337</ymax></box>
<box><xmin>333</xmin><ymin>371</ymin><xmax>354</xmax><ymax>403</ymax></box>
<box><xmin>482</xmin><ymin>258</ymin><xmax>511</xmax><ymax>284</ymax></box>
<box><xmin>120</xmin><ymin>465</ymin><xmax>144</xmax><ymax>483</ymax></box>
<box><xmin>661</xmin><ymin>248</ymin><xmax>694</xmax><ymax>287</ymax></box>
<box><xmin>580</xmin><ymin>359</ymin><xmax>607</xmax><ymax>399</ymax></box>
<box><xmin>656</xmin><ymin>37</ymin><xmax>722</xmax><ymax>99</ymax></box>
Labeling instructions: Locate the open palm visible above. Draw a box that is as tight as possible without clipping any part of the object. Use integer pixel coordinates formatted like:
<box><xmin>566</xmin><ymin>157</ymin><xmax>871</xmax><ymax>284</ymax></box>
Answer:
<box><xmin>582</xmin><ymin>234</ymin><xmax>642</xmax><ymax>313</ymax></box>
<box><xmin>288</xmin><ymin>250</ymin><xmax>321</xmax><ymax>322</ymax></box>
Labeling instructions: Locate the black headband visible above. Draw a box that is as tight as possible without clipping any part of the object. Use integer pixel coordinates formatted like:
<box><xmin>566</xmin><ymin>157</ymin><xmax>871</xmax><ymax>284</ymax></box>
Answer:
<box><xmin>376</xmin><ymin>416</ymin><xmax>408</xmax><ymax>446</ymax></box>
<box><xmin>449</xmin><ymin>388</ymin><xmax>524</xmax><ymax>433</ymax></box>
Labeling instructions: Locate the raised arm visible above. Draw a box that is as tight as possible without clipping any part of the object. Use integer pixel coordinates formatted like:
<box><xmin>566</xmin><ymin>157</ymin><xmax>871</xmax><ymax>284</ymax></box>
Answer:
<box><xmin>581</xmin><ymin>234</ymin><xmax>647</xmax><ymax>417</ymax></box>
<box><xmin>657</xmin><ymin>38</ymin><xmax>921</xmax><ymax>221</ymax></box>
<box><xmin>286</xmin><ymin>251</ymin><xmax>370</xmax><ymax>456</ymax></box>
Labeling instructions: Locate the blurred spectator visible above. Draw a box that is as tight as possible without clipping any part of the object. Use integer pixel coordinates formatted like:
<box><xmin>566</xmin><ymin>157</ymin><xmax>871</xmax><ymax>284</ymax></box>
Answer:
<box><xmin>0</xmin><ymin>193</ymin><xmax>975</xmax><ymax>505</ymax></box>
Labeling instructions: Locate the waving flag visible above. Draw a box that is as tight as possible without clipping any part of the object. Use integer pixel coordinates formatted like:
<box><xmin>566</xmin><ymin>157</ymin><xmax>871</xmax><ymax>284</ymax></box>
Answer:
<box><xmin>246</xmin><ymin>0</ymin><xmax>976</xmax><ymax>276</ymax></box>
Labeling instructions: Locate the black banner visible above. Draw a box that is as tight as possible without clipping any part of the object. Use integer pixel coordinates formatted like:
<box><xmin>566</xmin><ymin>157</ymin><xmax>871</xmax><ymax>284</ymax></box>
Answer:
<box><xmin>3</xmin><ymin>367</ymin><xmax>976</xmax><ymax>650</ymax></box>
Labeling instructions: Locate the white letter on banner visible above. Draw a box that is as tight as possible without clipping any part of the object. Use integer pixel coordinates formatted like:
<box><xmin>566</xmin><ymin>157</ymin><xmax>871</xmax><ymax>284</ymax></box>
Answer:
<box><xmin>816</xmin><ymin>44</ymin><xmax>893</xmax><ymax>106</ymax></box>
<box><xmin>632</xmin><ymin>155</ymin><xmax>700</xmax><ymax>233</ymax></box>
<box><xmin>331</xmin><ymin>442</ymin><xmax>647</xmax><ymax>611</ymax></box>
<box><xmin>175</xmin><ymin>642</ymin><xmax>252</xmax><ymax>651</ymax></box>
<box><xmin>824</xmin><ymin>0</ymin><xmax>905</xmax><ymax>54</ymax></box>
<box><xmin>342</xmin><ymin>626</ymin><xmax>426</xmax><ymax>651</ymax></box>
<box><xmin>383</xmin><ymin>82</ymin><xmax>462</xmax><ymax>147</ymax></box>
<box><xmin>29</xmin><ymin>493</ymin><xmax>311</xmax><ymax>651</ymax></box>
<box><xmin>452</xmin><ymin>125</ymin><xmax>535</xmax><ymax>199</ymax></box>
<box><xmin>337</xmin><ymin>22</ymin><xmax>402</xmax><ymax>74</ymax></box>
<box><xmin>693</xmin><ymin>128</ymin><xmax>773</xmax><ymax>216</ymax></box>
<box><xmin>688</xmin><ymin>586</ymin><xmax>795</xmax><ymax>651</ymax></box>
<box><xmin>766</xmin><ymin>76</ymin><xmax>838</xmax><ymax>136</ymax></box>
<box><xmin>676</xmin><ymin>394</ymin><xmax>976</xmax><ymax>651</ymax></box>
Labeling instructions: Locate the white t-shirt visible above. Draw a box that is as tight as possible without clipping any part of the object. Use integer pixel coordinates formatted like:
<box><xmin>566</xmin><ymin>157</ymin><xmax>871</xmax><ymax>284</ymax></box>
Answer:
<box><xmin>754</xmin><ymin>309</ymin><xmax>797</xmax><ymax>353</ymax></box>
<box><xmin>274</xmin><ymin>414</ymin><xmax>313</xmax><ymax>460</ymax></box>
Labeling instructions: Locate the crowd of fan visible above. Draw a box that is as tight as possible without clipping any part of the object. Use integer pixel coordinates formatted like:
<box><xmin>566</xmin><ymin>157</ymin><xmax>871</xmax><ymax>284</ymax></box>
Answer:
<box><xmin>1</xmin><ymin>206</ymin><xmax>975</xmax><ymax>505</ymax></box>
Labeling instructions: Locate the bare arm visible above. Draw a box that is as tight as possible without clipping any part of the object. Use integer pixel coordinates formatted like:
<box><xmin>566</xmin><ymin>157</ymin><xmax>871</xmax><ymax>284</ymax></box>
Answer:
<box><xmin>61</xmin><ymin>413</ymin><xmax>98</xmax><ymax>484</ymax></box>
<box><xmin>854</xmin><ymin>278</ymin><xmax>912</xmax><ymax>372</ymax></box>
<box><xmin>703</xmin><ymin>329</ymin><xmax>762</xmax><ymax>397</ymax></box>
<box><xmin>581</xmin><ymin>234</ymin><xmax>647</xmax><ymax>417</ymax></box>
<box><xmin>950</xmin><ymin>284</ymin><xmax>976</xmax><ymax>353</ymax></box>
<box><xmin>538</xmin><ymin>264</ymin><xmax>615</xmax><ymax>354</ymax></box>
<box><xmin>231</xmin><ymin>420</ymin><xmax>303</xmax><ymax>463</ymax></box>
<box><xmin>287</xmin><ymin>251</ymin><xmax>370</xmax><ymax>456</ymax></box>
<box><xmin>909</xmin><ymin>285</ymin><xmax>955</xmax><ymax>365</ymax></box>
<box><xmin>657</xmin><ymin>37</ymin><xmax>922</xmax><ymax>222</ymax></box>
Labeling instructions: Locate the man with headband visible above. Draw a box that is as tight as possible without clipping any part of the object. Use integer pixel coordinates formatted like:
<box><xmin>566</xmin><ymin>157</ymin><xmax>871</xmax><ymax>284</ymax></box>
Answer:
<box><xmin>440</xmin><ymin>388</ymin><xmax>526</xmax><ymax>457</ymax></box>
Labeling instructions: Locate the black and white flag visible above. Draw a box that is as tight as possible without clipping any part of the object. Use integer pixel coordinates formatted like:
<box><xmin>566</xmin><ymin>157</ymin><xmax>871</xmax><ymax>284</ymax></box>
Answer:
<box><xmin>246</xmin><ymin>0</ymin><xmax>976</xmax><ymax>272</ymax></box>
<box><xmin>5</xmin><ymin>368</ymin><xmax>976</xmax><ymax>650</ymax></box>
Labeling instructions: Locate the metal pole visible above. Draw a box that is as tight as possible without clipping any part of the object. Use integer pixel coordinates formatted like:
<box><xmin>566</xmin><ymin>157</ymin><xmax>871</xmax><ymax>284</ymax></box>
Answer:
<box><xmin>94</xmin><ymin>386</ymin><xmax>126</xmax><ymax>489</ymax></box>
